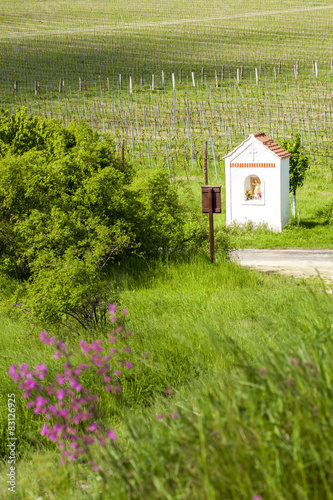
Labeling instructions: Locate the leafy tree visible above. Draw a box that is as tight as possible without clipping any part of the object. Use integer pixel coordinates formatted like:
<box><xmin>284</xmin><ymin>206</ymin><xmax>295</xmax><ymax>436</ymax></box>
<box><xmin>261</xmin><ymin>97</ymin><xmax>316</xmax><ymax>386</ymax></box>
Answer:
<box><xmin>279</xmin><ymin>133</ymin><xmax>310</xmax><ymax>196</ymax></box>
<box><xmin>0</xmin><ymin>108</ymin><xmax>193</xmax><ymax>329</ymax></box>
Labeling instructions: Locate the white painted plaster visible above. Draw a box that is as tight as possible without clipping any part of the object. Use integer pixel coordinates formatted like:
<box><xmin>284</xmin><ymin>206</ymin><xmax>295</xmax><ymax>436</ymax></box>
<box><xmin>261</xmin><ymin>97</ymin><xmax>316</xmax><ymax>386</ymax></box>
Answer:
<box><xmin>224</xmin><ymin>134</ymin><xmax>290</xmax><ymax>232</ymax></box>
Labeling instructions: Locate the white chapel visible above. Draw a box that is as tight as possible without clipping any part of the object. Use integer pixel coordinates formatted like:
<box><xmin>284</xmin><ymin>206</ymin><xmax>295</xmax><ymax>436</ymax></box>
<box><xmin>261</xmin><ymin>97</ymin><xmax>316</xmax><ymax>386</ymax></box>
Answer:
<box><xmin>224</xmin><ymin>132</ymin><xmax>291</xmax><ymax>232</ymax></box>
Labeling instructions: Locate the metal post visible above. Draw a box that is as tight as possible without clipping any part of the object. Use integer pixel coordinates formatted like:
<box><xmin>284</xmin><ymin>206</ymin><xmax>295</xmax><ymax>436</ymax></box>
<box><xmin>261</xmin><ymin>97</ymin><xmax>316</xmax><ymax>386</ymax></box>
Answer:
<box><xmin>208</xmin><ymin>188</ymin><xmax>214</xmax><ymax>262</ymax></box>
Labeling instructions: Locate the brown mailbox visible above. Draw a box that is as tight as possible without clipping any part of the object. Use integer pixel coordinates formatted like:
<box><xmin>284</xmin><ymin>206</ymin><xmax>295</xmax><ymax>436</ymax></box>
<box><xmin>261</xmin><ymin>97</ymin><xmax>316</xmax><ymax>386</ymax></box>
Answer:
<box><xmin>201</xmin><ymin>186</ymin><xmax>221</xmax><ymax>213</ymax></box>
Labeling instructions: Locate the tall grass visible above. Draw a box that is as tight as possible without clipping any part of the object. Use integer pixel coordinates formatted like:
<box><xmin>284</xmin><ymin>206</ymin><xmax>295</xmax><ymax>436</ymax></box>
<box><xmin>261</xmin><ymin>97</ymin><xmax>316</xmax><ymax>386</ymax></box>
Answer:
<box><xmin>1</xmin><ymin>273</ymin><xmax>332</xmax><ymax>499</ymax></box>
<box><xmin>0</xmin><ymin>252</ymin><xmax>329</xmax><ymax>498</ymax></box>
<box><xmin>98</xmin><ymin>310</ymin><xmax>333</xmax><ymax>500</ymax></box>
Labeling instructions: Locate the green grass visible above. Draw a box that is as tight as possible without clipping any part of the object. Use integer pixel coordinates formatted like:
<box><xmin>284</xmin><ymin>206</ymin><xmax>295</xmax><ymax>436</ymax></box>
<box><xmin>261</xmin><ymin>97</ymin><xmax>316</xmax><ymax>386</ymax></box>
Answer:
<box><xmin>174</xmin><ymin>164</ymin><xmax>333</xmax><ymax>249</ymax></box>
<box><xmin>0</xmin><ymin>258</ymin><xmax>332</xmax><ymax>498</ymax></box>
<box><xmin>90</xmin><ymin>317</ymin><xmax>333</xmax><ymax>500</ymax></box>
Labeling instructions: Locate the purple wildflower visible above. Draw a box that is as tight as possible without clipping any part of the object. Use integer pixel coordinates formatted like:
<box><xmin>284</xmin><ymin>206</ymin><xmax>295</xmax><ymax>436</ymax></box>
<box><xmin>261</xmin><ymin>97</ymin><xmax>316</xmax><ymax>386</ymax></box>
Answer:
<box><xmin>109</xmin><ymin>304</ymin><xmax>117</xmax><ymax>315</ymax></box>
<box><xmin>107</xmin><ymin>430</ymin><xmax>117</xmax><ymax>441</ymax></box>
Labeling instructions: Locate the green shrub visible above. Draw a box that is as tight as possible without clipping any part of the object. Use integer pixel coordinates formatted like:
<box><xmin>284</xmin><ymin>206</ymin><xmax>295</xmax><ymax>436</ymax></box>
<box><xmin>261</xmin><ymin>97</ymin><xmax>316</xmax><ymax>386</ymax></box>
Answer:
<box><xmin>0</xmin><ymin>109</ymin><xmax>205</xmax><ymax>329</ymax></box>
<box><xmin>279</xmin><ymin>133</ymin><xmax>310</xmax><ymax>196</ymax></box>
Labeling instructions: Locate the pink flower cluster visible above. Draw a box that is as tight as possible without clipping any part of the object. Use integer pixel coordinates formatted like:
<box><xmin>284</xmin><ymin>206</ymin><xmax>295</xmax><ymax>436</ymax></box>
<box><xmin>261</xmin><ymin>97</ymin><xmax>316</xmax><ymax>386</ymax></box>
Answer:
<box><xmin>8</xmin><ymin>304</ymin><xmax>139</xmax><ymax>468</ymax></box>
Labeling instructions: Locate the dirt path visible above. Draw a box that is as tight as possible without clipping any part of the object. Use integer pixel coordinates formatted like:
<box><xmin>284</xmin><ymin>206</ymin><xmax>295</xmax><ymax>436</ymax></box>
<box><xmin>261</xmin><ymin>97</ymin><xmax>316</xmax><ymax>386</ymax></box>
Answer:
<box><xmin>1</xmin><ymin>4</ymin><xmax>333</xmax><ymax>38</ymax></box>
<box><xmin>232</xmin><ymin>249</ymin><xmax>333</xmax><ymax>282</ymax></box>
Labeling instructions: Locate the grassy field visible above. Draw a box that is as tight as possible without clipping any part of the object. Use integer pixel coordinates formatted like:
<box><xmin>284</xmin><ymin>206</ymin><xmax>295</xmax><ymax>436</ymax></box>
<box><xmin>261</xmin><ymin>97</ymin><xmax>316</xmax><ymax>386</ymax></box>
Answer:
<box><xmin>1</xmin><ymin>1</ymin><xmax>333</xmax><ymax>498</ymax></box>
<box><xmin>1</xmin><ymin>253</ymin><xmax>332</xmax><ymax>498</ymax></box>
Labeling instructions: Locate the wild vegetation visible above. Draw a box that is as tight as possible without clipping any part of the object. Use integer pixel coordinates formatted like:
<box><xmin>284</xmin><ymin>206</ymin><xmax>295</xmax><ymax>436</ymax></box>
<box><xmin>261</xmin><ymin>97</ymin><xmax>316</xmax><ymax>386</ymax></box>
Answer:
<box><xmin>0</xmin><ymin>1</ymin><xmax>333</xmax><ymax>499</ymax></box>
<box><xmin>0</xmin><ymin>109</ymin><xmax>209</xmax><ymax>329</ymax></box>
<box><xmin>1</xmin><ymin>252</ymin><xmax>332</xmax><ymax>498</ymax></box>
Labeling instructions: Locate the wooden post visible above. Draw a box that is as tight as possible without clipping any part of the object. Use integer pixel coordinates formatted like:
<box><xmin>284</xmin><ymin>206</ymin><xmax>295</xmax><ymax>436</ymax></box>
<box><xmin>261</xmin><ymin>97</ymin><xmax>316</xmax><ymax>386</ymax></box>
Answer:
<box><xmin>201</xmin><ymin>185</ymin><xmax>220</xmax><ymax>263</ymax></box>
<box><xmin>121</xmin><ymin>139</ymin><xmax>125</xmax><ymax>168</ymax></box>
<box><xmin>208</xmin><ymin>188</ymin><xmax>214</xmax><ymax>263</ymax></box>
<box><xmin>204</xmin><ymin>142</ymin><xmax>208</xmax><ymax>185</ymax></box>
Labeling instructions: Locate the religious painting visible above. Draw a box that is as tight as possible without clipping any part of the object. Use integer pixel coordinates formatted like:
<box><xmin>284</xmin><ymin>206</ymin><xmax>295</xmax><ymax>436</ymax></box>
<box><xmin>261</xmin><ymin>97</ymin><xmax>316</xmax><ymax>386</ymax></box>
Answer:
<box><xmin>244</xmin><ymin>175</ymin><xmax>262</xmax><ymax>201</ymax></box>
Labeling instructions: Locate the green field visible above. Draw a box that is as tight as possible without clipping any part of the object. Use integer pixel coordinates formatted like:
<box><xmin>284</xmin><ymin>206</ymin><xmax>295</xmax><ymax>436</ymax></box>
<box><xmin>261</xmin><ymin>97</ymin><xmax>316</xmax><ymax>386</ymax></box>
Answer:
<box><xmin>1</xmin><ymin>1</ymin><xmax>333</xmax><ymax>498</ymax></box>
<box><xmin>1</xmin><ymin>0</ymin><xmax>333</xmax><ymax>170</ymax></box>
<box><xmin>1</xmin><ymin>0</ymin><xmax>333</xmax><ymax>245</ymax></box>
<box><xmin>1</xmin><ymin>254</ymin><xmax>333</xmax><ymax>499</ymax></box>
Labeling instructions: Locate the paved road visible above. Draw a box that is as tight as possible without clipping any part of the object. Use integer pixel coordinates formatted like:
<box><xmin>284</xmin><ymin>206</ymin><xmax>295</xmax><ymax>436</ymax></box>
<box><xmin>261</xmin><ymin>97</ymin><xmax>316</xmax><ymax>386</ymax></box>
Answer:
<box><xmin>232</xmin><ymin>249</ymin><xmax>333</xmax><ymax>281</ymax></box>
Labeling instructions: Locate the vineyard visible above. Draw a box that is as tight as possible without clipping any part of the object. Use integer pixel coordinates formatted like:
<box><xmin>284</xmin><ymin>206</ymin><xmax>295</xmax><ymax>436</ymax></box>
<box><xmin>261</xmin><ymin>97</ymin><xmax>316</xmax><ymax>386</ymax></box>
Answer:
<box><xmin>2</xmin><ymin>3</ymin><xmax>333</xmax><ymax>499</ymax></box>
<box><xmin>1</xmin><ymin>0</ymin><xmax>333</xmax><ymax>182</ymax></box>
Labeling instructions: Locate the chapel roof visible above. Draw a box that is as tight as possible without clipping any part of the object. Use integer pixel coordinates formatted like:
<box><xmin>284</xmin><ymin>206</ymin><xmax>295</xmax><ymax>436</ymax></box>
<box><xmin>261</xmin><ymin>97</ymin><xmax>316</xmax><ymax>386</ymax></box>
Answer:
<box><xmin>253</xmin><ymin>131</ymin><xmax>291</xmax><ymax>159</ymax></box>
<box><xmin>223</xmin><ymin>131</ymin><xmax>292</xmax><ymax>160</ymax></box>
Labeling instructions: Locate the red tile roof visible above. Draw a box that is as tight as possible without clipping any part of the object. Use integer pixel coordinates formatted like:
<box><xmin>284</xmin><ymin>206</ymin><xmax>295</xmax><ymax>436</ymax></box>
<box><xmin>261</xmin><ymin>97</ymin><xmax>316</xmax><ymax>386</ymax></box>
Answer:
<box><xmin>253</xmin><ymin>131</ymin><xmax>291</xmax><ymax>159</ymax></box>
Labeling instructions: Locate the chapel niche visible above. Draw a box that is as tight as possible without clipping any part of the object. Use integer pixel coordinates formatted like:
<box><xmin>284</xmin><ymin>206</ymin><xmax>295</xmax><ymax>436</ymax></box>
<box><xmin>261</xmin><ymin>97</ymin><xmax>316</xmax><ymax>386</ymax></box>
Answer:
<box><xmin>244</xmin><ymin>175</ymin><xmax>263</xmax><ymax>202</ymax></box>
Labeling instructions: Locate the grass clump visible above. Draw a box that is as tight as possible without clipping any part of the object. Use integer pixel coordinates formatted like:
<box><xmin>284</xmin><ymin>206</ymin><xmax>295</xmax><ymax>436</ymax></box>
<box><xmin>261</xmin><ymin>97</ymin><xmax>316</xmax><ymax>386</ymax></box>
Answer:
<box><xmin>3</xmin><ymin>288</ymin><xmax>332</xmax><ymax>499</ymax></box>
<box><xmin>81</xmin><ymin>293</ymin><xmax>333</xmax><ymax>500</ymax></box>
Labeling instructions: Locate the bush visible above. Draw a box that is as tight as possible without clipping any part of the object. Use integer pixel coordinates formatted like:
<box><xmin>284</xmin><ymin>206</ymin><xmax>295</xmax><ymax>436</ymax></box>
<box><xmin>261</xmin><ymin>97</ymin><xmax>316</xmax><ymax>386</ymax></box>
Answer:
<box><xmin>0</xmin><ymin>109</ymin><xmax>197</xmax><ymax>329</ymax></box>
<box><xmin>279</xmin><ymin>133</ymin><xmax>310</xmax><ymax>196</ymax></box>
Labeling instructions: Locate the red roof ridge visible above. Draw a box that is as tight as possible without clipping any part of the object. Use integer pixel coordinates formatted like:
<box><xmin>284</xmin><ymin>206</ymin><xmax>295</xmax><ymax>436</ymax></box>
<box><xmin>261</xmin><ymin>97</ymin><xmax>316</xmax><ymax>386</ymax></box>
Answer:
<box><xmin>253</xmin><ymin>131</ymin><xmax>291</xmax><ymax>159</ymax></box>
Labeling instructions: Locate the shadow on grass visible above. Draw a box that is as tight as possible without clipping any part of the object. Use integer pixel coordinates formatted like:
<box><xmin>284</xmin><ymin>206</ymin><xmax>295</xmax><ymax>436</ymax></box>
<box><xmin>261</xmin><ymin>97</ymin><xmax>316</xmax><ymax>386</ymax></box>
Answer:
<box><xmin>297</xmin><ymin>218</ymin><xmax>330</xmax><ymax>229</ymax></box>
